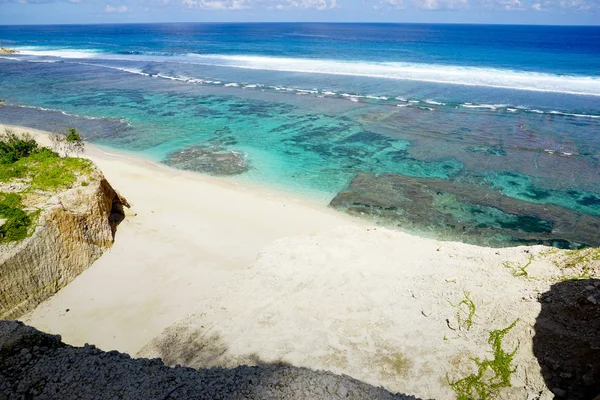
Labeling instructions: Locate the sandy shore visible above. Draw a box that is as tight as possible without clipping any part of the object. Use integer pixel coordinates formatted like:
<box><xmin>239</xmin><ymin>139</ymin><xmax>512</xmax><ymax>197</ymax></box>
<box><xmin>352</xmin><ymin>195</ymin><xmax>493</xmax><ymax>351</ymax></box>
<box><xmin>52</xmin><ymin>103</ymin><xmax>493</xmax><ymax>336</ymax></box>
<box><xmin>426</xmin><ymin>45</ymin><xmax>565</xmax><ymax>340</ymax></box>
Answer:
<box><xmin>2</xmin><ymin>123</ymin><xmax>564</xmax><ymax>398</ymax></box>
<box><xmin>1</xmin><ymin>124</ymin><xmax>361</xmax><ymax>351</ymax></box>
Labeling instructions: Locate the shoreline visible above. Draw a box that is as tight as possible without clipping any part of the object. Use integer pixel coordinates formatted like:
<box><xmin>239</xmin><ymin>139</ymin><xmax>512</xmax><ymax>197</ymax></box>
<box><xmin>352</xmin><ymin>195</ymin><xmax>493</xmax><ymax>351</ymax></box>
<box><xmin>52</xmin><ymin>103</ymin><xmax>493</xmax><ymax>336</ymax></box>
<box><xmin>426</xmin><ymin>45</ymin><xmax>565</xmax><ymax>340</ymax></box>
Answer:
<box><xmin>1</xmin><ymin>123</ymin><xmax>366</xmax><ymax>353</ymax></box>
<box><xmin>0</xmin><ymin>123</ymin><xmax>336</xmax><ymax>210</ymax></box>
<box><xmin>0</xmin><ymin>123</ymin><xmax>573</xmax><ymax>398</ymax></box>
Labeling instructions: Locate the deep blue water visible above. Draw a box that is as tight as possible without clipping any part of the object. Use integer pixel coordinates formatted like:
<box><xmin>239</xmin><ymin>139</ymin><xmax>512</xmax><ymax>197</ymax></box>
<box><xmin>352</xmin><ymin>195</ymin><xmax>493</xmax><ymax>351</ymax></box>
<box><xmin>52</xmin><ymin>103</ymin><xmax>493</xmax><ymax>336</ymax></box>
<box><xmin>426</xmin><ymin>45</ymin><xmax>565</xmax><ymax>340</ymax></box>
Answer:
<box><xmin>2</xmin><ymin>23</ymin><xmax>600</xmax><ymax>76</ymax></box>
<box><xmin>0</xmin><ymin>23</ymin><xmax>599</xmax><ymax>245</ymax></box>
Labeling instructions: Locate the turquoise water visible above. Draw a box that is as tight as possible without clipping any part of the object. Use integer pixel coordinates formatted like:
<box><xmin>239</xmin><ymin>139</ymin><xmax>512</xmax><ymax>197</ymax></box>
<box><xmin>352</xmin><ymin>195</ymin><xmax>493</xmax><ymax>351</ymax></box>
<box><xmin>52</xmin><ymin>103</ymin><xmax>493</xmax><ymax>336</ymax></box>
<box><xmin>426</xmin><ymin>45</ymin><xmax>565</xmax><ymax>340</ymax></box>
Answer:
<box><xmin>0</xmin><ymin>23</ymin><xmax>599</xmax><ymax>245</ymax></box>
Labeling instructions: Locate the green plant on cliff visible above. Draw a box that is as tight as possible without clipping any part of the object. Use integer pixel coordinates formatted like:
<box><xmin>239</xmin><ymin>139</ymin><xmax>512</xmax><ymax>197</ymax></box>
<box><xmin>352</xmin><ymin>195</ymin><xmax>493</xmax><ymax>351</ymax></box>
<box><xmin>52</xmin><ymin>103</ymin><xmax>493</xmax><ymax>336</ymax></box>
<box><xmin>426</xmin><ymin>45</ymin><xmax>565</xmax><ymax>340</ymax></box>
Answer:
<box><xmin>0</xmin><ymin>129</ymin><xmax>92</xmax><ymax>191</ymax></box>
<box><xmin>27</xmin><ymin>149</ymin><xmax>91</xmax><ymax>190</ymax></box>
<box><xmin>0</xmin><ymin>192</ymin><xmax>33</xmax><ymax>243</ymax></box>
<box><xmin>448</xmin><ymin>319</ymin><xmax>520</xmax><ymax>400</ymax></box>
<box><xmin>0</xmin><ymin>130</ymin><xmax>39</xmax><ymax>164</ymax></box>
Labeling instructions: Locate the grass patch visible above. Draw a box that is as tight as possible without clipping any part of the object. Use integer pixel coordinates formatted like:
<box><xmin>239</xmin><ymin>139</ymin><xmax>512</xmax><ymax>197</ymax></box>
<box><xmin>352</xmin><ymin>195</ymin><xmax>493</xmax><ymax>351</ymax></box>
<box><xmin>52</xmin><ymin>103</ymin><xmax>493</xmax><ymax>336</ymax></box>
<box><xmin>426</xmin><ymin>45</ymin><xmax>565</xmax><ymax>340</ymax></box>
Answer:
<box><xmin>0</xmin><ymin>192</ymin><xmax>36</xmax><ymax>243</ymax></box>
<box><xmin>503</xmin><ymin>255</ymin><xmax>533</xmax><ymax>277</ymax></box>
<box><xmin>0</xmin><ymin>129</ymin><xmax>92</xmax><ymax>244</ymax></box>
<box><xmin>449</xmin><ymin>291</ymin><xmax>476</xmax><ymax>331</ymax></box>
<box><xmin>448</xmin><ymin>319</ymin><xmax>519</xmax><ymax>400</ymax></box>
<box><xmin>0</xmin><ymin>129</ymin><xmax>92</xmax><ymax>191</ymax></box>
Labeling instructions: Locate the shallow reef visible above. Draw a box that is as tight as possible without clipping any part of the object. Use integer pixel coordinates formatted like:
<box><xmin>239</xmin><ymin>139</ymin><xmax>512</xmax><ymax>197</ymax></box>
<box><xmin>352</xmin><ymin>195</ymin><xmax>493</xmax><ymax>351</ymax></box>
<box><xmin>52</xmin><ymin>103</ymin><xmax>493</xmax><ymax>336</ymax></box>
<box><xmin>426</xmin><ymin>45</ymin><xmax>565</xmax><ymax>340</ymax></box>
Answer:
<box><xmin>164</xmin><ymin>145</ymin><xmax>249</xmax><ymax>176</ymax></box>
<box><xmin>330</xmin><ymin>173</ymin><xmax>600</xmax><ymax>249</ymax></box>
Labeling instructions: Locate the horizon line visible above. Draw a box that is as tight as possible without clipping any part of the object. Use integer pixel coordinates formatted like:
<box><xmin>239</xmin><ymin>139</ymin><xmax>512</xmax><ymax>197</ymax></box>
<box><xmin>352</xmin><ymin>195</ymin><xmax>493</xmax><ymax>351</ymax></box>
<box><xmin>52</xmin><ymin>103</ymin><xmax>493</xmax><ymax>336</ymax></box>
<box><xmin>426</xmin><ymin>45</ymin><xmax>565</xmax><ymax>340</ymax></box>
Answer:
<box><xmin>1</xmin><ymin>21</ymin><xmax>599</xmax><ymax>27</ymax></box>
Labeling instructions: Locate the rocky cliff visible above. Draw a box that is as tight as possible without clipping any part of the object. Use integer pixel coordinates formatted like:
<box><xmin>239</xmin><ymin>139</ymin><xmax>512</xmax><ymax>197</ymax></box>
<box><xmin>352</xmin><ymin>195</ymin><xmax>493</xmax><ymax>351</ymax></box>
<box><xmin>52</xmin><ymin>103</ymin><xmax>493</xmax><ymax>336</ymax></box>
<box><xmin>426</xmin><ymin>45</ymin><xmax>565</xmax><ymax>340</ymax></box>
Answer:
<box><xmin>0</xmin><ymin>166</ymin><xmax>126</xmax><ymax>319</ymax></box>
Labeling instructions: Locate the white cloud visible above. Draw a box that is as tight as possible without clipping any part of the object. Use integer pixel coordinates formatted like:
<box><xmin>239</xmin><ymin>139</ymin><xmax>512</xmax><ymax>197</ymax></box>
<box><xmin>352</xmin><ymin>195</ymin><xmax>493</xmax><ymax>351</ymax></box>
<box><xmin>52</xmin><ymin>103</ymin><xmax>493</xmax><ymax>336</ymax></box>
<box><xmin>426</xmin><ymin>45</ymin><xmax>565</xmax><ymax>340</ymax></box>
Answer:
<box><xmin>374</xmin><ymin>0</ymin><xmax>405</xmax><ymax>9</ymax></box>
<box><xmin>480</xmin><ymin>0</ymin><xmax>595</xmax><ymax>10</ymax></box>
<box><xmin>274</xmin><ymin>0</ymin><xmax>337</xmax><ymax>9</ymax></box>
<box><xmin>481</xmin><ymin>0</ymin><xmax>527</xmax><ymax>9</ymax></box>
<box><xmin>182</xmin><ymin>0</ymin><xmax>249</xmax><ymax>8</ymax></box>
<box><xmin>500</xmin><ymin>0</ymin><xmax>523</xmax><ymax>9</ymax></box>
<box><xmin>105</xmin><ymin>4</ymin><xmax>130</xmax><ymax>11</ymax></box>
<box><xmin>412</xmin><ymin>0</ymin><xmax>467</xmax><ymax>9</ymax></box>
<box><xmin>182</xmin><ymin>0</ymin><xmax>336</xmax><ymax>9</ymax></box>
<box><xmin>560</xmin><ymin>0</ymin><xmax>593</xmax><ymax>9</ymax></box>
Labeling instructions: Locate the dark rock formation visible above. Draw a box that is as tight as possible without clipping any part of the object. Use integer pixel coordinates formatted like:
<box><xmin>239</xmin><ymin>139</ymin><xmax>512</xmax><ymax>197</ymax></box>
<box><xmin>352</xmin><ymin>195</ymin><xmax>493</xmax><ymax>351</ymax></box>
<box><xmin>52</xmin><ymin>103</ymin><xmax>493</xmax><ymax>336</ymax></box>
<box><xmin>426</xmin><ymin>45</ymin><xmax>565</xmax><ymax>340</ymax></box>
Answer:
<box><xmin>533</xmin><ymin>279</ymin><xmax>600</xmax><ymax>399</ymax></box>
<box><xmin>330</xmin><ymin>173</ymin><xmax>600</xmax><ymax>248</ymax></box>
<box><xmin>0</xmin><ymin>320</ymin><xmax>420</xmax><ymax>400</ymax></box>
<box><xmin>164</xmin><ymin>145</ymin><xmax>249</xmax><ymax>176</ymax></box>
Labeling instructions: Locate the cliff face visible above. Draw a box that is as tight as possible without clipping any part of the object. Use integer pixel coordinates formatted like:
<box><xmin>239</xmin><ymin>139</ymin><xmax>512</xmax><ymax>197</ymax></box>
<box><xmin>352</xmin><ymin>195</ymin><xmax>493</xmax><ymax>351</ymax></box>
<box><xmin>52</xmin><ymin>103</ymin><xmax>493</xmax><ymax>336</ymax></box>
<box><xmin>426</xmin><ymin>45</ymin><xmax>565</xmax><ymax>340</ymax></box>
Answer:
<box><xmin>0</xmin><ymin>167</ymin><xmax>126</xmax><ymax>319</ymax></box>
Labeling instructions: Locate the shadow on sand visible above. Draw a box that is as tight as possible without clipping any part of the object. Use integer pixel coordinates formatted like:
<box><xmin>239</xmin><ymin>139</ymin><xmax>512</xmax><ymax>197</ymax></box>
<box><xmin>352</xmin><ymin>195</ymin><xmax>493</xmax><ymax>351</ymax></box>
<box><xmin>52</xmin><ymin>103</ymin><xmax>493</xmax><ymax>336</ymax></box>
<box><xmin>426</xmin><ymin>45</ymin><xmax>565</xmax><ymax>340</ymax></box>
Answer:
<box><xmin>138</xmin><ymin>323</ymin><xmax>291</xmax><ymax>369</ymax></box>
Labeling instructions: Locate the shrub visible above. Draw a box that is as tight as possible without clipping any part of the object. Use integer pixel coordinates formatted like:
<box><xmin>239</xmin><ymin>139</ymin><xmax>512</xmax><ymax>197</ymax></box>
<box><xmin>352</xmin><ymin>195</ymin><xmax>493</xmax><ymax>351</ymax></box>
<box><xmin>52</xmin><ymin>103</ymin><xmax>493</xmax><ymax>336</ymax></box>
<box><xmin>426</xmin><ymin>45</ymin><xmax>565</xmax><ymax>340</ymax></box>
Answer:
<box><xmin>0</xmin><ymin>133</ymin><xmax>91</xmax><ymax>191</ymax></box>
<box><xmin>0</xmin><ymin>192</ymin><xmax>33</xmax><ymax>243</ymax></box>
<box><xmin>0</xmin><ymin>129</ymin><xmax>39</xmax><ymax>164</ymax></box>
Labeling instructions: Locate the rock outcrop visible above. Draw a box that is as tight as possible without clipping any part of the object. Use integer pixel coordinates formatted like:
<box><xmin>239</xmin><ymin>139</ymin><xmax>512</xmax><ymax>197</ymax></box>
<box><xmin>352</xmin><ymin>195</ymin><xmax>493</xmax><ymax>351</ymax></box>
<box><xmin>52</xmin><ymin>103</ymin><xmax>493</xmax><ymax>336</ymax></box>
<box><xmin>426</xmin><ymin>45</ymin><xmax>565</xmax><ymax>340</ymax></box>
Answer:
<box><xmin>0</xmin><ymin>320</ymin><xmax>417</xmax><ymax>400</ymax></box>
<box><xmin>0</xmin><ymin>166</ymin><xmax>126</xmax><ymax>319</ymax></box>
<box><xmin>533</xmin><ymin>279</ymin><xmax>600</xmax><ymax>399</ymax></box>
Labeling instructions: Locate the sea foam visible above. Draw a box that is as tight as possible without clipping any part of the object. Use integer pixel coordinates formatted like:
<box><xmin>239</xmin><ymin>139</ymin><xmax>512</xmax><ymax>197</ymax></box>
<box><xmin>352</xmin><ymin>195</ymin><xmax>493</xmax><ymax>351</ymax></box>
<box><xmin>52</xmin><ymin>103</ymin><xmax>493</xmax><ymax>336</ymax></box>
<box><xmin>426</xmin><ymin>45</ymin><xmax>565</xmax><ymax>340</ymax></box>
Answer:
<box><xmin>184</xmin><ymin>54</ymin><xmax>600</xmax><ymax>97</ymax></box>
<box><xmin>14</xmin><ymin>49</ymin><xmax>600</xmax><ymax>97</ymax></box>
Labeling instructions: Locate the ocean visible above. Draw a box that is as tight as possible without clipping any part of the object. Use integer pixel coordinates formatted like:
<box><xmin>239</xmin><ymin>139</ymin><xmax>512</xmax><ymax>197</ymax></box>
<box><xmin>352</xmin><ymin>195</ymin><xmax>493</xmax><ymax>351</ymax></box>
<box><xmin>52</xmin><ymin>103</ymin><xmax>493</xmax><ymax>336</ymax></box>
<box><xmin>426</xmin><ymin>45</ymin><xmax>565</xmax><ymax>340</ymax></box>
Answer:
<box><xmin>0</xmin><ymin>23</ymin><xmax>599</xmax><ymax>247</ymax></box>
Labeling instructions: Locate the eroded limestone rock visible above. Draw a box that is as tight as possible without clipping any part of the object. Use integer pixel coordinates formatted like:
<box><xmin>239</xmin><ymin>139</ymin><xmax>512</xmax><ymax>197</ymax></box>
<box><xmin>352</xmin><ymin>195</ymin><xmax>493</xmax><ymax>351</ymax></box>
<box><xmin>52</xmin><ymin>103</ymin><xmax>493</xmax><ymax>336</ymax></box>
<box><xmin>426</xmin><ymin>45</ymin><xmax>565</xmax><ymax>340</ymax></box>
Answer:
<box><xmin>0</xmin><ymin>166</ymin><xmax>126</xmax><ymax>319</ymax></box>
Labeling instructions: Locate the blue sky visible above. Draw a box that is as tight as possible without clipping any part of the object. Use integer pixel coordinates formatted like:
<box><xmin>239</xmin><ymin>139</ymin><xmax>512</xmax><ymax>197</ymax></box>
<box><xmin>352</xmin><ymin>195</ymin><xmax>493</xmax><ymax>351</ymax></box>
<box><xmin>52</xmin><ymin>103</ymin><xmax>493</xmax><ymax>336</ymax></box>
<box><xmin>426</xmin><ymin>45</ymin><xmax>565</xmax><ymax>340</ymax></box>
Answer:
<box><xmin>0</xmin><ymin>0</ymin><xmax>598</xmax><ymax>25</ymax></box>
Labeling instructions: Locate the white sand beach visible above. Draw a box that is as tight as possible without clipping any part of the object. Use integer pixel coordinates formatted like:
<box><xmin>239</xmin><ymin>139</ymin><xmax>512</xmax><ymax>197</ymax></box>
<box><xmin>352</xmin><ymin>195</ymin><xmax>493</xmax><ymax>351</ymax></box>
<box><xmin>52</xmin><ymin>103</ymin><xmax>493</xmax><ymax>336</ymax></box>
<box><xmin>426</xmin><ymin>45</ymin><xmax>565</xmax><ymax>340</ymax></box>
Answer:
<box><xmin>2</xmin><ymin>123</ymin><xmax>564</xmax><ymax>398</ymax></box>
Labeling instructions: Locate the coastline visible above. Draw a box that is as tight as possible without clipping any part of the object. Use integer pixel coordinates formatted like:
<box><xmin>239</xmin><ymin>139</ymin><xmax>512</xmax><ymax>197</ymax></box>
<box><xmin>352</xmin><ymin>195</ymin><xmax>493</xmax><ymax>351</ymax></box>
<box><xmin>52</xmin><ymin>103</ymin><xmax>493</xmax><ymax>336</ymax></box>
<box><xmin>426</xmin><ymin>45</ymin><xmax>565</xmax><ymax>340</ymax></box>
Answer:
<box><xmin>0</xmin><ymin>123</ymin><xmax>569</xmax><ymax>398</ymax></box>
<box><xmin>1</xmin><ymin>123</ymin><xmax>363</xmax><ymax>351</ymax></box>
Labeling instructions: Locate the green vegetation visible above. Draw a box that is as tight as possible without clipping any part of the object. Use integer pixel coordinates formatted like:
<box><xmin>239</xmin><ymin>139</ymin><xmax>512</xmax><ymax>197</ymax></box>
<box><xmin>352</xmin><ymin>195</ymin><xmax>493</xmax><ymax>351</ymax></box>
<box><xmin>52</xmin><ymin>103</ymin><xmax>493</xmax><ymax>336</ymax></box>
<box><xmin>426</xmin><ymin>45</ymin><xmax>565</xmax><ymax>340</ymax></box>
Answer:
<box><xmin>0</xmin><ymin>130</ymin><xmax>38</xmax><ymax>164</ymax></box>
<box><xmin>448</xmin><ymin>319</ymin><xmax>520</xmax><ymax>400</ymax></box>
<box><xmin>561</xmin><ymin>248</ymin><xmax>600</xmax><ymax>269</ymax></box>
<box><xmin>0</xmin><ymin>129</ymin><xmax>91</xmax><ymax>191</ymax></box>
<box><xmin>542</xmin><ymin>247</ymin><xmax>600</xmax><ymax>280</ymax></box>
<box><xmin>450</xmin><ymin>291</ymin><xmax>476</xmax><ymax>331</ymax></box>
<box><xmin>0</xmin><ymin>192</ymin><xmax>34</xmax><ymax>243</ymax></box>
<box><xmin>503</xmin><ymin>255</ymin><xmax>533</xmax><ymax>277</ymax></box>
<box><xmin>558</xmin><ymin>248</ymin><xmax>599</xmax><ymax>280</ymax></box>
<box><xmin>0</xmin><ymin>129</ymin><xmax>92</xmax><ymax>244</ymax></box>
